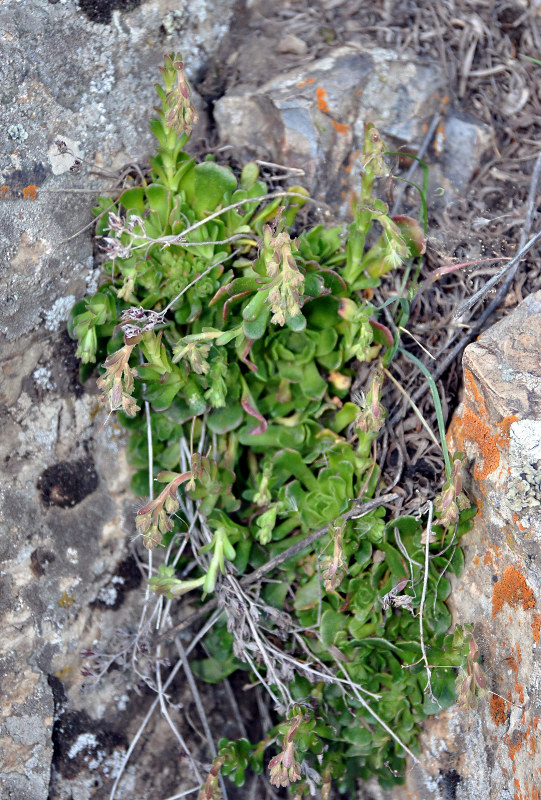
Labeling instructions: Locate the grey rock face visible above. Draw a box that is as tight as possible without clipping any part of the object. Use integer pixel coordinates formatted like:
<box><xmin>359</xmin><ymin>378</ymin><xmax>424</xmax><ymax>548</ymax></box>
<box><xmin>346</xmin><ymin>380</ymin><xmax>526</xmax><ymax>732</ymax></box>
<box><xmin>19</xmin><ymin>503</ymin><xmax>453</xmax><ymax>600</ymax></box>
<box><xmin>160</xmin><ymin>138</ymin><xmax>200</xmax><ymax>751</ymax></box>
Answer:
<box><xmin>215</xmin><ymin>43</ymin><xmax>447</xmax><ymax>204</ymax></box>
<box><xmin>214</xmin><ymin>41</ymin><xmax>488</xmax><ymax>210</ymax></box>
<box><xmin>0</xmin><ymin>0</ymin><xmax>516</xmax><ymax>796</ymax></box>
<box><xmin>0</xmin><ymin>0</ymin><xmax>231</xmax><ymax>342</ymax></box>
<box><xmin>0</xmin><ymin>1</ymin><xmax>233</xmax><ymax>798</ymax></box>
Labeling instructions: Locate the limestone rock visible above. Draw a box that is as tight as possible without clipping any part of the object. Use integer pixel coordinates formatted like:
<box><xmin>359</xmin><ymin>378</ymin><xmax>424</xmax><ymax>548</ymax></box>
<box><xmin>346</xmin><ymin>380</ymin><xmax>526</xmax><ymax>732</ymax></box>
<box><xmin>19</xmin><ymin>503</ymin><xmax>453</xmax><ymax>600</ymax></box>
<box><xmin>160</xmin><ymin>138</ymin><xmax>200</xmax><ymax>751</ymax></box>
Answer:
<box><xmin>214</xmin><ymin>43</ymin><xmax>446</xmax><ymax>204</ymax></box>
<box><xmin>0</xmin><ymin>1</ymin><xmax>233</xmax><ymax>798</ymax></box>
<box><xmin>388</xmin><ymin>292</ymin><xmax>541</xmax><ymax>799</ymax></box>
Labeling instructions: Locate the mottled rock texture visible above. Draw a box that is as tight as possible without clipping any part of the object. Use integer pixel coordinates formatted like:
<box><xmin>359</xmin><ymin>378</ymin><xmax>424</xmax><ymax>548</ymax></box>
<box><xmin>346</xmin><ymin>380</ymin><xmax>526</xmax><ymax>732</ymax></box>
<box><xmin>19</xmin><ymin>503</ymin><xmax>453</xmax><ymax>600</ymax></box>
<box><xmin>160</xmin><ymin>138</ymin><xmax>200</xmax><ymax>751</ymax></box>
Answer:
<box><xmin>214</xmin><ymin>42</ymin><xmax>447</xmax><ymax>210</ymax></box>
<box><xmin>0</xmin><ymin>1</ymin><xmax>233</xmax><ymax>798</ymax></box>
<box><xmin>375</xmin><ymin>292</ymin><xmax>541</xmax><ymax>800</ymax></box>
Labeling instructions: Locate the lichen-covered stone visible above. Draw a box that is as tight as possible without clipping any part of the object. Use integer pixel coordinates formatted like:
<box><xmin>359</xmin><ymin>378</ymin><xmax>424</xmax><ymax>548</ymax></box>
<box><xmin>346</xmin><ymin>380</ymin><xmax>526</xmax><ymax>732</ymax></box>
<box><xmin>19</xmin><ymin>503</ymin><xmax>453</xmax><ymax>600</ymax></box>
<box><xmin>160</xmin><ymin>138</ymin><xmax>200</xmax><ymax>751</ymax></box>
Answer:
<box><xmin>0</xmin><ymin>1</ymin><xmax>234</xmax><ymax>797</ymax></box>
<box><xmin>385</xmin><ymin>292</ymin><xmax>541</xmax><ymax>799</ymax></box>
<box><xmin>215</xmin><ymin>43</ymin><xmax>445</xmax><ymax>204</ymax></box>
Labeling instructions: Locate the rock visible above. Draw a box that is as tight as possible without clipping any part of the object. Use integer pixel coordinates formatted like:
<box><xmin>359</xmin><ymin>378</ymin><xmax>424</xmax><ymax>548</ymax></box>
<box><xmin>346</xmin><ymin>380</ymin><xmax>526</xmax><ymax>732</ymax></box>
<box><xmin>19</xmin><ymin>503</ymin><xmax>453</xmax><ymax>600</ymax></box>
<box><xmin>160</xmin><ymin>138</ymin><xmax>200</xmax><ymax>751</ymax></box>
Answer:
<box><xmin>450</xmin><ymin>290</ymin><xmax>541</xmax><ymax>540</ymax></box>
<box><xmin>430</xmin><ymin>111</ymin><xmax>492</xmax><ymax>198</ymax></box>
<box><xmin>0</xmin><ymin>0</ymin><xmax>526</xmax><ymax>796</ymax></box>
<box><xmin>215</xmin><ymin>35</ymin><xmax>492</xmax><ymax>212</ymax></box>
<box><xmin>0</xmin><ymin>1</ymin><xmax>233</xmax><ymax>798</ymax></box>
<box><xmin>388</xmin><ymin>292</ymin><xmax>541</xmax><ymax>799</ymax></box>
<box><xmin>214</xmin><ymin>43</ymin><xmax>445</xmax><ymax>202</ymax></box>
<box><xmin>277</xmin><ymin>33</ymin><xmax>308</xmax><ymax>56</ymax></box>
<box><xmin>352</xmin><ymin>49</ymin><xmax>444</xmax><ymax>144</ymax></box>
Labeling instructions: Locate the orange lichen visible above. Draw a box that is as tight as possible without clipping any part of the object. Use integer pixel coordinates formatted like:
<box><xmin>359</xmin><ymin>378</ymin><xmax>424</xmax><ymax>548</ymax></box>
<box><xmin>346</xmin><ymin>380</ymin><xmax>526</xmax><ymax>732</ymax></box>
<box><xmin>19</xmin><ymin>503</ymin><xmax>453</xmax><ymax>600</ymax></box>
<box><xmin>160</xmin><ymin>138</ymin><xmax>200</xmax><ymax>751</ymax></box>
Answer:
<box><xmin>451</xmin><ymin>370</ymin><xmax>518</xmax><ymax>482</ymax></box>
<box><xmin>464</xmin><ymin>367</ymin><xmax>485</xmax><ymax>409</ymax></box>
<box><xmin>461</xmin><ymin>407</ymin><xmax>500</xmax><ymax>480</ymax></box>
<box><xmin>23</xmin><ymin>184</ymin><xmax>38</xmax><ymax>200</ymax></box>
<box><xmin>532</xmin><ymin>613</ymin><xmax>541</xmax><ymax>643</ymax></box>
<box><xmin>316</xmin><ymin>87</ymin><xmax>329</xmax><ymax>113</ymax></box>
<box><xmin>434</xmin><ymin>123</ymin><xmax>446</xmax><ymax>156</ymax></box>
<box><xmin>507</xmin><ymin>731</ymin><xmax>523</xmax><ymax>761</ymax></box>
<box><xmin>297</xmin><ymin>77</ymin><xmax>315</xmax><ymax>88</ymax></box>
<box><xmin>331</xmin><ymin>119</ymin><xmax>349</xmax><ymax>134</ymax></box>
<box><xmin>527</xmin><ymin>723</ymin><xmax>537</xmax><ymax>756</ymax></box>
<box><xmin>490</xmin><ymin>693</ymin><xmax>507</xmax><ymax>726</ymax></box>
<box><xmin>0</xmin><ymin>184</ymin><xmax>10</xmax><ymax>199</ymax></box>
<box><xmin>492</xmin><ymin>565</ymin><xmax>536</xmax><ymax>617</ymax></box>
<box><xmin>497</xmin><ymin>414</ymin><xmax>518</xmax><ymax>440</ymax></box>
<box><xmin>512</xmin><ymin>513</ymin><xmax>528</xmax><ymax>532</ymax></box>
<box><xmin>512</xmin><ymin>766</ymin><xmax>540</xmax><ymax>798</ymax></box>
<box><xmin>506</xmin><ymin>643</ymin><xmax>524</xmax><ymax>703</ymax></box>
<box><xmin>483</xmin><ymin>544</ymin><xmax>502</xmax><ymax>568</ymax></box>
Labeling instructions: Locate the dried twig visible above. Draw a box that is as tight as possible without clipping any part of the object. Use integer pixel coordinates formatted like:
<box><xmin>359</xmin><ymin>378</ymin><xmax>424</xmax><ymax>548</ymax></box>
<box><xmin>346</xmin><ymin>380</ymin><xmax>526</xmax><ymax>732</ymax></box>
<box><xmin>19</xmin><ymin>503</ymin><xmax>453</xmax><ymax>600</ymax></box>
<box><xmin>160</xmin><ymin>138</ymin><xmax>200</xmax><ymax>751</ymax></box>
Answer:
<box><xmin>156</xmin><ymin>645</ymin><xmax>202</xmax><ymax>779</ymax></box>
<box><xmin>453</xmin><ymin>228</ymin><xmax>541</xmax><ymax>321</ymax></box>
<box><xmin>383</xmin><ymin>367</ymin><xmax>440</xmax><ymax>448</ymax></box>
<box><xmin>161</xmin><ymin>788</ymin><xmax>200</xmax><ymax>800</ymax></box>
<box><xmin>109</xmin><ymin>653</ymin><xmax>198</xmax><ymax>800</ymax></box>
<box><xmin>175</xmin><ymin>637</ymin><xmax>229</xmax><ymax>800</ymax></box>
<box><xmin>154</xmin><ymin>494</ymin><xmax>399</xmax><ymax>645</ymax></box>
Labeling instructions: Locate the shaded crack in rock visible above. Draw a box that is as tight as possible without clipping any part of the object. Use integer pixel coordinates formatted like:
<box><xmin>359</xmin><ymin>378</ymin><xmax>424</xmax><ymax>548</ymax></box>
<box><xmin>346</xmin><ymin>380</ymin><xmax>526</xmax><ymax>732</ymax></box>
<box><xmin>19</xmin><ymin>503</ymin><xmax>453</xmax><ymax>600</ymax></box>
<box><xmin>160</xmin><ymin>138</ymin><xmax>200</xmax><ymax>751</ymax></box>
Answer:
<box><xmin>77</xmin><ymin>0</ymin><xmax>142</xmax><ymax>26</ymax></box>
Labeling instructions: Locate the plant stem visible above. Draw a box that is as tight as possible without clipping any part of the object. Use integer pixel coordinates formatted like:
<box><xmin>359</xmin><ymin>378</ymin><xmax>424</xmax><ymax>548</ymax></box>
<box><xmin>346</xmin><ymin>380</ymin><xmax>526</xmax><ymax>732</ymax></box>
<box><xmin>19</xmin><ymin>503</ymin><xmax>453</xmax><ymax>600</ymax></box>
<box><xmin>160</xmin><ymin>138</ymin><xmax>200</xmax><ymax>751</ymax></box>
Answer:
<box><xmin>398</xmin><ymin>348</ymin><xmax>452</xmax><ymax>479</ymax></box>
<box><xmin>154</xmin><ymin>494</ymin><xmax>399</xmax><ymax>645</ymax></box>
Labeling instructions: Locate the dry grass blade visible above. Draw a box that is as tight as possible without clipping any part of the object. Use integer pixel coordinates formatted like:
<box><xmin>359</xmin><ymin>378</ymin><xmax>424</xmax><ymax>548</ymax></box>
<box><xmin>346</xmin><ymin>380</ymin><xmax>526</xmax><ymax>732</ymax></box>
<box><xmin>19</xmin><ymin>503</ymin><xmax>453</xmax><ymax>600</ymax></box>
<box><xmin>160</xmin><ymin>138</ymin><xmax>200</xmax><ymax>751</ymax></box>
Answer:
<box><xmin>175</xmin><ymin>637</ymin><xmax>229</xmax><ymax>800</ymax></box>
<box><xmin>154</xmin><ymin>494</ymin><xmax>400</xmax><ymax>645</ymax></box>
<box><xmin>453</xmin><ymin>228</ymin><xmax>541</xmax><ymax>321</ymax></box>
<box><xmin>418</xmin><ymin>501</ymin><xmax>438</xmax><ymax>706</ymax></box>
<box><xmin>383</xmin><ymin>367</ymin><xmax>440</xmax><ymax>448</ymax></box>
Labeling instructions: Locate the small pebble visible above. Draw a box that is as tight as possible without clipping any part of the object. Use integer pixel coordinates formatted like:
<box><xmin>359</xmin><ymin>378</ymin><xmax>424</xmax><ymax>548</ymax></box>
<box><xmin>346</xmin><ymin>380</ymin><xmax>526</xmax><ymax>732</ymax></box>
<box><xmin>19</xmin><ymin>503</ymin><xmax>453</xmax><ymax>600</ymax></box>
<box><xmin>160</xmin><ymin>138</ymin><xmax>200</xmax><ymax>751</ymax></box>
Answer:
<box><xmin>277</xmin><ymin>34</ymin><xmax>308</xmax><ymax>56</ymax></box>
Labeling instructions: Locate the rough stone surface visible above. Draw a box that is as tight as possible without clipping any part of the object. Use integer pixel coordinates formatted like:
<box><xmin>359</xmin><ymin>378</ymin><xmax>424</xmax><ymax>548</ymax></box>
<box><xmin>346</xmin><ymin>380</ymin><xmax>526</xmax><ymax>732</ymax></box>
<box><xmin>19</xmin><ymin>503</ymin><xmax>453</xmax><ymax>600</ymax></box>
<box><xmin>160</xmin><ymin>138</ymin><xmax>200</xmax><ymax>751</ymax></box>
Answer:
<box><xmin>214</xmin><ymin>39</ymin><xmax>490</xmax><ymax>214</ymax></box>
<box><xmin>430</xmin><ymin>111</ymin><xmax>493</xmax><ymax>200</ymax></box>
<box><xmin>378</xmin><ymin>292</ymin><xmax>541</xmax><ymax>800</ymax></box>
<box><xmin>0</xmin><ymin>0</ymin><xmax>231</xmax><ymax>343</ymax></box>
<box><xmin>215</xmin><ymin>42</ymin><xmax>447</xmax><ymax>205</ymax></box>
<box><xmin>0</xmin><ymin>1</ymin><xmax>233</xmax><ymax>797</ymax></box>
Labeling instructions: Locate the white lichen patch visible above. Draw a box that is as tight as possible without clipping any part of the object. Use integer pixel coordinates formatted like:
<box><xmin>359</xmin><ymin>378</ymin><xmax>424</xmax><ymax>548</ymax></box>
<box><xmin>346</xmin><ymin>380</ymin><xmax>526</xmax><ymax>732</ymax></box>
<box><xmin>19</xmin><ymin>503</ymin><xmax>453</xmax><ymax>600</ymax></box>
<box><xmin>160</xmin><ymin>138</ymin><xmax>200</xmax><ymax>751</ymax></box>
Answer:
<box><xmin>68</xmin><ymin>732</ymin><xmax>98</xmax><ymax>759</ymax></box>
<box><xmin>96</xmin><ymin>585</ymin><xmax>118</xmax><ymax>606</ymax></box>
<box><xmin>162</xmin><ymin>9</ymin><xmax>185</xmax><ymax>36</ymax></box>
<box><xmin>7</xmin><ymin>123</ymin><xmax>28</xmax><ymax>142</ymax></box>
<box><xmin>43</xmin><ymin>295</ymin><xmax>76</xmax><ymax>331</ymax></box>
<box><xmin>32</xmin><ymin>366</ymin><xmax>54</xmax><ymax>391</ymax></box>
<box><xmin>116</xmin><ymin>693</ymin><xmax>129</xmax><ymax>712</ymax></box>
<box><xmin>510</xmin><ymin>419</ymin><xmax>541</xmax><ymax>462</ymax></box>
<box><xmin>102</xmin><ymin>748</ymin><xmax>128</xmax><ymax>779</ymax></box>
<box><xmin>505</xmin><ymin>420</ymin><xmax>541</xmax><ymax>528</ymax></box>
